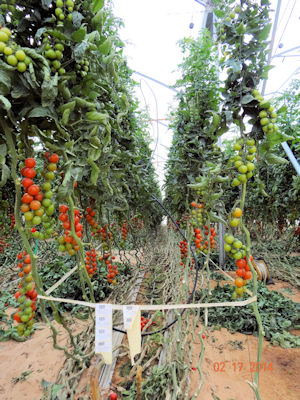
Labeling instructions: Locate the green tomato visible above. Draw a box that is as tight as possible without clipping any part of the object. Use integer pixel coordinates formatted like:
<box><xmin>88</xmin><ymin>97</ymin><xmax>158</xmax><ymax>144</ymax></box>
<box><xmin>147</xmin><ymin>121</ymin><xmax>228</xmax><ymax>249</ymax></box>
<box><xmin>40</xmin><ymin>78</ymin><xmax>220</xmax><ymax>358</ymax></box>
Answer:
<box><xmin>233</xmin><ymin>240</ymin><xmax>242</xmax><ymax>249</ymax></box>
<box><xmin>15</xmin><ymin>49</ymin><xmax>26</xmax><ymax>61</ymax></box>
<box><xmin>224</xmin><ymin>244</ymin><xmax>231</xmax><ymax>252</ymax></box>
<box><xmin>24</xmin><ymin>56</ymin><xmax>31</xmax><ymax>66</ymax></box>
<box><xmin>232</xmin><ymin>178</ymin><xmax>240</xmax><ymax>187</ymax></box>
<box><xmin>246</xmin><ymin>154</ymin><xmax>255</xmax><ymax>161</ymax></box>
<box><xmin>247</xmin><ymin>172</ymin><xmax>253</xmax><ymax>179</ymax></box>
<box><xmin>233</xmin><ymin>143</ymin><xmax>242</xmax><ymax>151</ymax></box>
<box><xmin>42</xmin><ymin>198</ymin><xmax>52</xmax><ymax>208</ymax></box>
<box><xmin>238</xmin><ymin>174</ymin><xmax>247</xmax><ymax>183</ymax></box>
<box><xmin>7</xmin><ymin>54</ymin><xmax>18</xmax><ymax>66</ymax></box>
<box><xmin>45</xmin><ymin>171</ymin><xmax>55</xmax><ymax>181</ymax></box>
<box><xmin>234</xmin><ymin>160</ymin><xmax>242</xmax><ymax>168</ymax></box>
<box><xmin>55</xmin><ymin>7</ymin><xmax>63</xmax><ymax>16</ymax></box>
<box><xmin>4</xmin><ymin>46</ymin><xmax>13</xmax><ymax>55</ymax></box>
<box><xmin>56</xmin><ymin>0</ymin><xmax>64</xmax><ymax>6</ymax></box>
<box><xmin>44</xmin><ymin>190</ymin><xmax>54</xmax><ymax>199</ymax></box>
<box><xmin>45</xmin><ymin>49</ymin><xmax>57</xmax><ymax>59</ymax></box>
<box><xmin>225</xmin><ymin>234</ymin><xmax>235</xmax><ymax>244</ymax></box>
<box><xmin>32</xmin><ymin>216</ymin><xmax>41</xmax><ymax>225</ymax></box>
<box><xmin>238</xmin><ymin>165</ymin><xmax>247</xmax><ymax>174</ymax></box>
<box><xmin>246</xmin><ymin>162</ymin><xmax>255</xmax><ymax>172</ymax></box>
<box><xmin>46</xmin><ymin>204</ymin><xmax>55</xmax><ymax>216</ymax></box>
<box><xmin>229</xmin><ymin>218</ymin><xmax>240</xmax><ymax>227</ymax></box>
<box><xmin>248</xmin><ymin>146</ymin><xmax>256</xmax><ymax>154</ymax></box>
<box><xmin>58</xmin><ymin>244</ymin><xmax>66</xmax><ymax>252</ymax></box>
<box><xmin>258</xmin><ymin>111</ymin><xmax>267</xmax><ymax>118</ymax></box>
<box><xmin>17</xmin><ymin>62</ymin><xmax>27</xmax><ymax>72</ymax></box>
<box><xmin>233</xmin><ymin>251</ymin><xmax>242</xmax><ymax>260</ymax></box>
<box><xmin>21</xmin><ymin>314</ymin><xmax>29</xmax><ymax>323</ymax></box>
<box><xmin>24</xmin><ymin>211</ymin><xmax>34</xmax><ymax>221</ymax></box>
<box><xmin>0</xmin><ymin>31</ymin><xmax>9</xmax><ymax>42</ymax></box>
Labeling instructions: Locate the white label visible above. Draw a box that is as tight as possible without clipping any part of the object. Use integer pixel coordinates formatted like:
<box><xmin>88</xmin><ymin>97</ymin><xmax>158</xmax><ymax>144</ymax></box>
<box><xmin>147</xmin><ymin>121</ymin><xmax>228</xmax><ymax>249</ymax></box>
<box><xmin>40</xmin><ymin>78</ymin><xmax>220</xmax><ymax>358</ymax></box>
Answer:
<box><xmin>123</xmin><ymin>305</ymin><xmax>139</xmax><ymax>329</ymax></box>
<box><xmin>95</xmin><ymin>304</ymin><xmax>112</xmax><ymax>356</ymax></box>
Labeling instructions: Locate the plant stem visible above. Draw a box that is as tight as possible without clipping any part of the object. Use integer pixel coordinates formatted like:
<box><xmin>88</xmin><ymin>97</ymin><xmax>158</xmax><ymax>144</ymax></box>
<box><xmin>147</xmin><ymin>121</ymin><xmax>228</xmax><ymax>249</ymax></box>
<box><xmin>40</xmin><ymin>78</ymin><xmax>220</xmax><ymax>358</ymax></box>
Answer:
<box><xmin>240</xmin><ymin>181</ymin><xmax>264</xmax><ymax>400</ymax></box>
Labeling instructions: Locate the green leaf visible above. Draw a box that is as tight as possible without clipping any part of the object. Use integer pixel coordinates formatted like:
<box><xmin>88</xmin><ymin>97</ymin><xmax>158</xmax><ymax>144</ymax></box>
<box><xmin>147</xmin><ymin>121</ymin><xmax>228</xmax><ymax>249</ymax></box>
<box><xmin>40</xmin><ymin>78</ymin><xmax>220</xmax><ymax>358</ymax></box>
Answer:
<box><xmin>73</xmin><ymin>41</ymin><xmax>90</xmax><ymax>61</ymax></box>
<box><xmin>92</xmin><ymin>0</ymin><xmax>105</xmax><ymax>13</ymax></box>
<box><xmin>98</xmin><ymin>37</ymin><xmax>112</xmax><ymax>55</ymax></box>
<box><xmin>265</xmin><ymin>152</ymin><xmax>288</xmax><ymax>165</ymax></box>
<box><xmin>241</xmin><ymin>94</ymin><xmax>255</xmax><ymax>104</ymax></box>
<box><xmin>35</xmin><ymin>27</ymin><xmax>47</xmax><ymax>42</ymax></box>
<box><xmin>0</xmin><ymin>69</ymin><xmax>12</xmax><ymax>95</ymax></box>
<box><xmin>0</xmin><ymin>95</ymin><xmax>11</xmax><ymax>111</ymax></box>
<box><xmin>258</xmin><ymin>23</ymin><xmax>272</xmax><ymax>41</ymax></box>
<box><xmin>0</xmin><ymin>164</ymin><xmax>10</xmax><ymax>187</ymax></box>
<box><xmin>214</xmin><ymin>10</ymin><xmax>225</xmax><ymax>18</ymax></box>
<box><xmin>71</xmin><ymin>11</ymin><xmax>84</xmax><ymax>29</ymax></box>
<box><xmin>41</xmin><ymin>75</ymin><xmax>58</xmax><ymax>107</ymax></box>
<box><xmin>71</xmin><ymin>27</ymin><xmax>87</xmax><ymax>42</ymax></box>
<box><xmin>27</xmin><ymin>107</ymin><xmax>54</xmax><ymax>119</ymax></box>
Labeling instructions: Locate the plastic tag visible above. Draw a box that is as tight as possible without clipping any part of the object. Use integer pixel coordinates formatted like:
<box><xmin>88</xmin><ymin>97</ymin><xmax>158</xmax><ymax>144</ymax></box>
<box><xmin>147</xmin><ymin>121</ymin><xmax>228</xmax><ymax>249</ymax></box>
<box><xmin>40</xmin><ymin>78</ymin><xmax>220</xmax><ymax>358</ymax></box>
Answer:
<box><xmin>123</xmin><ymin>305</ymin><xmax>141</xmax><ymax>365</ymax></box>
<box><xmin>95</xmin><ymin>304</ymin><xmax>112</xmax><ymax>364</ymax></box>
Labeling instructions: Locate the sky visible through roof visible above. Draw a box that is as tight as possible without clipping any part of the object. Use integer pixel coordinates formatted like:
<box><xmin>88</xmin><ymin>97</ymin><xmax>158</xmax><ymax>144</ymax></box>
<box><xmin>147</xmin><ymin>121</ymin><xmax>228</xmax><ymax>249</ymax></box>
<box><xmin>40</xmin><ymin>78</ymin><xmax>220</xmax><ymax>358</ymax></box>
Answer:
<box><xmin>112</xmin><ymin>0</ymin><xmax>300</xmax><ymax>187</ymax></box>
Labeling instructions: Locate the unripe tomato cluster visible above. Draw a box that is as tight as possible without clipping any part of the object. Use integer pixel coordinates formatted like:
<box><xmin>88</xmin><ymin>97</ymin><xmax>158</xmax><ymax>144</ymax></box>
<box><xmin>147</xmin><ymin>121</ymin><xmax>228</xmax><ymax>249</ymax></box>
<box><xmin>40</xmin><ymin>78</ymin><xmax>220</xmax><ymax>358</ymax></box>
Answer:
<box><xmin>0</xmin><ymin>26</ymin><xmax>31</xmax><ymax>72</ymax></box>
<box><xmin>54</xmin><ymin>0</ymin><xmax>75</xmax><ymax>24</ymax></box>
<box><xmin>85</xmin><ymin>249</ymin><xmax>97</xmax><ymax>278</ymax></box>
<box><xmin>99</xmin><ymin>253</ymin><xmax>118</xmax><ymax>285</ymax></box>
<box><xmin>42</xmin><ymin>33</ymin><xmax>65</xmax><ymax>75</ymax></box>
<box><xmin>14</xmin><ymin>251</ymin><xmax>37</xmax><ymax>337</ymax></box>
<box><xmin>232</xmin><ymin>256</ymin><xmax>253</xmax><ymax>299</ymax></box>
<box><xmin>224</xmin><ymin>208</ymin><xmax>248</xmax><ymax>260</ymax></box>
<box><xmin>57</xmin><ymin>205</ymin><xmax>83</xmax><ymax>256</ymax></box>
<box><xmin>190</xmin><ymin>201</ymin><xmax>205</xmax><ymax>226</ymax></box>
<box><xmin>193</xmin><ymin>225</ymin><xmax>216</xmax><ymax>254</ymax></box>
<box><xmin>252</xmin><ymin>89</ymin><xmax>278</xmax><ymax>135</ymax></box>
<box><xmin>75</xmin><ymin>58</ymin><xmax>90</xmax><ymax>78</ymax></box>
<box><xmin>230</xmin><ymin>139</ymin><xmax>256</xmax><ymax>187</ymax></box>
<box><xmin>21</xmin><ymin>158</ymin><xmax>42</xmax><ymax>227</ymax></box>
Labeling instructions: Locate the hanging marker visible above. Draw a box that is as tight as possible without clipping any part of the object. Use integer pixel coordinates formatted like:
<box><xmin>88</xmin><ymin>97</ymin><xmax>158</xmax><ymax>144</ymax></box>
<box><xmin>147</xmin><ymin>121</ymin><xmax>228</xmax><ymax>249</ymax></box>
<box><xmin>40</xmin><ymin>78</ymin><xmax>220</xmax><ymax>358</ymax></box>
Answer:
<box><xmin>123</xmin><ymin>305</ymin><xmax>141</xmax><ymax>365</ymax></box>
<box><xmin>95</xmin><ymin>304</ymin><xmax>112</xmax><ymax>364</ymax></box>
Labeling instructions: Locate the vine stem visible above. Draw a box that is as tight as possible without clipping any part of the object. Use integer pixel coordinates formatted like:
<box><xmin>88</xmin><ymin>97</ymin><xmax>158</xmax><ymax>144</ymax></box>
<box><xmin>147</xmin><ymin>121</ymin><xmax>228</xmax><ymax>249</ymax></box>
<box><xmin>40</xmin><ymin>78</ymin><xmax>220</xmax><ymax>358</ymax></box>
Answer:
<box><xmin>2</xmin><ymin>116</ymin><xmax>81</xmax><ymax>356</ymax></box>
<box><xmin>240</xmin><ymin>182</ymin><xmax>264</xmax><ymax>400</ymax></box>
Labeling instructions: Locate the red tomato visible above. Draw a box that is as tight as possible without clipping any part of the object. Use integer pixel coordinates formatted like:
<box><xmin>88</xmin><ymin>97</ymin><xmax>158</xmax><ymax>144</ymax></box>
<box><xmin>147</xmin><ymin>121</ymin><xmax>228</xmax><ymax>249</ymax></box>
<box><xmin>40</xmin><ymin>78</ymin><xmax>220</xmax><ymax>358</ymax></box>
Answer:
<box><xmin>48</xmin><ymin>153</ymin><xmax>59</xmax><ymax>163</ymax></box>
<box><xmin>236</xmin><ymin>259</ymin><xmax>247</xmax><ymax>269</ymax></box>
<box><xmin>25</xmin><ymin>158</ymin><xmax>36</xmax><ymax>168</ymax></box>
<box><xmin>22</xmin><ymin>178</ymin><xmax>33</xmax><ymax>188</ymax></box>
<box><xmin>24</xmin><ymin>168</ymin><xmax>36</xmax><ymax>178</ymax></box>
<box><xmin>59</xmin><ymin>204</ymin><xmax>68</xmax><ymax>213</ymax></box>
<box><xmin>27</xmin><ymin>184</ymin><xmax>40</xmax><ymax>196</ymax></box>
<box><xmin>22</xmin><ymin>193</ymin><xmax>34</xmax><ymax>203</ymax></box>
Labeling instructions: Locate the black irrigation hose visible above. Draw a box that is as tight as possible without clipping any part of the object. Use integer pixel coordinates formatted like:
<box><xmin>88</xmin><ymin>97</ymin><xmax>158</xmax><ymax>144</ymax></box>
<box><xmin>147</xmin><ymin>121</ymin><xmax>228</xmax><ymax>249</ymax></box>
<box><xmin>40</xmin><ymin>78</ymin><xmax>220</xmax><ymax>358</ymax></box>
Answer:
<box><xmin>112</xmin><ymin>195</ymin><xmax>199</xmax><ymax>336</ymax></box>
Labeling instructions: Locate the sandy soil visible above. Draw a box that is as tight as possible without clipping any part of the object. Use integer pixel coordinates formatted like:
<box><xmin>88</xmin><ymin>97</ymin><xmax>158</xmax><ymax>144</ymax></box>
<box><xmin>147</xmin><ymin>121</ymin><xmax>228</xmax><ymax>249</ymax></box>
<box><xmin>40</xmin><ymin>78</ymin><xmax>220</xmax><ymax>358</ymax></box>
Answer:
<box><xmin>0</xmin><ymin>275</ymin><xmax>299</xmax><ymax>400</ymax></box>
<box><xmin>189</xmin><ymin>327</ymin><xmax>300</xmax><ymax>400</ymax></box>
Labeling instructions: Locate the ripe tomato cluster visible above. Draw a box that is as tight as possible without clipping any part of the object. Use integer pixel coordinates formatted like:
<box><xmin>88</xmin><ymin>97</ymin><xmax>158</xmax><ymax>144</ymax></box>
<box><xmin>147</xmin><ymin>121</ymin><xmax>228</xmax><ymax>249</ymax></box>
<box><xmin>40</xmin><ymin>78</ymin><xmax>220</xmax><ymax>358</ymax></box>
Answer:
<box><xmin>179</xmin><ymin>240</ymin><xmax>188</xmax><ymax>260</ymax></box>
<box><xmin>0</xmin><ymin>237</ymin><xmax>9</xmax><ymax>253</ymax></box>
<box><xmin>99</xmin><ymin>253</ymin><xmax>118</xmax><ymax>285</ymax></box>
<box><xmin>230</xmin><ymin>140</ymin><xmax>256</xmax><ymax>187</ymax></box>
<box><xmin>14</xmin><ymin>251</ymin><xmax>37</xmax><ymax>337</ymax></box>
<box><xmin>85</xmin><ymin>249</ymin><xmax>97</xmax><ymax>278</ymax></box>
<box><xmin>9</xmin><ymin>212</ymin><xmax>15</xmax><ymax>229</ymax></box>
<box><xmin>85</xmin><ymin>206</ymin><xmax>99</xmax><ymax>233</ymax></box>
<box><xmin>193</xmin><ymin>225</ymin><xmax>216</xmax><ymax>254</ymax></box>
<box><xmin>21</xmin><ymin>154</ymin><xmax>60</xmax><ymax>239</ymax></box>
<box><xmin>57</xmin><ymin>205</ymin><xmax>83</xmax><ymax>256</ymax></box>
<box><xmin>141</xmin><ymin>316</ymin><xmax>156</xmax><ymax>331</ymax></box>
<box><xmin>120</xmin><ymin>221</ymin><xmax>128</xmax><ymax>247</ymax></box>
<box><xmin>232</xmin><ymin>257</ymin><xmax>253</xmax><ymax>299</ymax></box>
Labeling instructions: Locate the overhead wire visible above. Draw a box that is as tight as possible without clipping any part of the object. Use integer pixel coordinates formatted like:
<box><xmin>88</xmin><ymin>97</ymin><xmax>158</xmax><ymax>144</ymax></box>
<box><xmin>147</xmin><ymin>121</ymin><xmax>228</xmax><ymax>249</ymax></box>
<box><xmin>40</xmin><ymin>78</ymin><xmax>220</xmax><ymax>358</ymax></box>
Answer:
<box><xmin>273</xmin><ymin>0</ymin><xmax>297</xmax><ymax>57</ymax></box>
